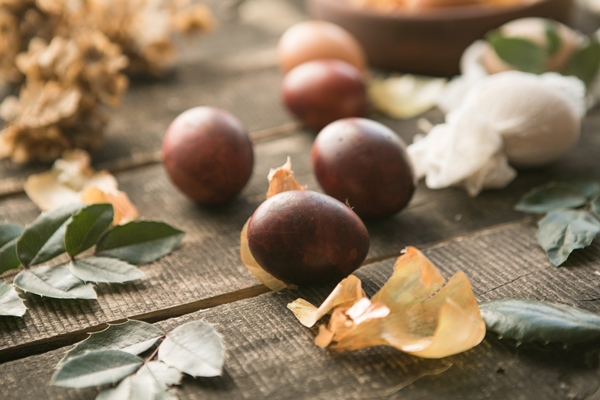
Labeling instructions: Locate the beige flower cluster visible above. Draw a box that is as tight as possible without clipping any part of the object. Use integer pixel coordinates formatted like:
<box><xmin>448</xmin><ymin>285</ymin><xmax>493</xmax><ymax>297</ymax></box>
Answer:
<box><xmin>0</xmin><ymin>0</ymin><xmax>213</xmax><ymax>163</ymax></box>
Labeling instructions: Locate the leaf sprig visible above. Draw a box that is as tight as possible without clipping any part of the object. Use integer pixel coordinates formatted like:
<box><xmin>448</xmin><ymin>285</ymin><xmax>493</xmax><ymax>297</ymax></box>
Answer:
<box><xmin>487</xmin><ymin>23</ymin><xmax>600</xmax><ymax>87</ymax></box>
<box><xmin>515</xmin><ymin>178</ymin><xmax>600</xmax><ymax>266</ymax></box>
<box><xmin>51</xmin><ymin>319</ymin><xmax>225</xmax><ymax>399</ymax></box>
<box><xmin>0</xmin><ymin>203</ymin><xmax>185</xmax><ymax>317</ymax></box>
<box><xmin>480</xmin><ymin>299</ymin><xmax>600</xmax><ymax>345</ymax></box>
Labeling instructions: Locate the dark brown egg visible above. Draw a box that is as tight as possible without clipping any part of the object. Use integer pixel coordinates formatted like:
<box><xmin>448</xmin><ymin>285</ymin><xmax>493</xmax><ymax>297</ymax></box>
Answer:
<box><xmin>312</xmin><ymin>118</ymin><xmax>415</xmax><ymax>217</ymax></box>
<box><xmin>281</xmin><ymin>59</ymin><xmax>367</xmax><ymax>130</ymax></box>
<box><xmin>247</xmin><ymin>190</ymin><xmax>369</xmax><ymax>285</ymax></box>
<box><xmin>162</xmin><ymin>107</ymin><xmax>254</xmax><ymax>204</ymax></box>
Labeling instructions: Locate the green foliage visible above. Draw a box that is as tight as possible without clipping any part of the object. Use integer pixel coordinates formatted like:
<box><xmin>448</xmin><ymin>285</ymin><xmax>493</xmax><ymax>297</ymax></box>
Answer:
<box><xmin>0</xmin><ymin>203</ymin><xmax>185</xmax><ymax>318</ymax></box>
<box><xmin>480</xmin><ymin>299</ymin><xmax>600</xmax><ymax>345</ymax></box>
<box><xmin>544</xmin><ymin>21</ymin><xmax>562</xmax><ymax>57</ymax></box>
<box><xmin>60</xmin><ymin>320</ymin><xmax>165</xmax><ymax>364</ymax></box>
<box><xmin>566</xmin><ymin>39</ymin><xmax>600</xmax><ymax>87</ymax></box>
<box><xmin>69</xmin><ymin>257</ymin><xmax>144</xmax><ymax>283</ymax></box>
<box><xmin>96</xmin><ymin>221</ymin><xmax>185</xmax><ymax>264</ymax></box>
<box><xmin>515</xmin><ymin>179</ymin><xmax>600</xmax><ymax>266</ymax></box>
<box><xmin>52</xmin><ymin>320</ymin><xmax>224</xmax><ymax>399</ymax></box>
<box><xmin>65</xmin><ymin>203</ymin><xmax>114</xmax><ymax>257</ymax></box>
<box><xmin>487</xmin><ymin>29</ymin><xmax>600</xmax><ymax>88</ymax></box>
<box><xmin>158</xmin><ymin>321</ymin><xmax>225</xmax><ymax>378</ymax></box>
<box><xmin>487</xmin><ymin>32</ymin><xmax>546</xmax><ymax>73</ymax></box>
<box><xmin>0</xmin><ymin>224</ymin><xmax>23</xmax><ymax>274</ymax></box>
<box><xmin>17</xmin><ymin>203</ymin><xmax>82</xmax><ymax>267</ymax></box>
<box><xmin>14</xmin><ymin>264</ymin><xmax>97</xmax><ymax>299</ymax></box>
<box><xmin>537</xmin><ymin>210</ymin><xmax>600</xmax><ymax>266</ymax></box>
<box><xmin>515</xmin><ymin>183</ymin><xmax>587</xmax><ymax>214</ymax></box>
<box><xmin>0</xmin><ymin>282</ymin><xmax>26</xmax><ymax>317</ymax></box>
<box><xmin>96</xmin><ymin>361</ymin><xmax>182</xmax><ymax>400</ymax></box>
<box><xmin>52</xmin><ymin>349</ymin><xmax>143</xmax><ymax>388</ymax></box>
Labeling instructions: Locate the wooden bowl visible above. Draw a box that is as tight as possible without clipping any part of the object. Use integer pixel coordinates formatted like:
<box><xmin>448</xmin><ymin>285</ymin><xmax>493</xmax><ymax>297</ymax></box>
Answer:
<box><xmin>305</xmin><ymin>0</ymin><xmax>574</xmax><ymax>76</ymax></box>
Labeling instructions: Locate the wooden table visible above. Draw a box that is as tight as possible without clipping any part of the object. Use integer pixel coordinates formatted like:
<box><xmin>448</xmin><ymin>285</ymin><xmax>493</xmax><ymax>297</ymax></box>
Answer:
<box><xmin>2</xmin><ymin>1</ymin><xmax>600</xmax><ymax>399</ymax></box>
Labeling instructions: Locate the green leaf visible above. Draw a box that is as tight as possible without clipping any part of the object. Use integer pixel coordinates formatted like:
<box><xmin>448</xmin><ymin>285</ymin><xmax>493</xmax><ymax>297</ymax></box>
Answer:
<box><xmin>14</xmin><ymin>264</ymin><xmax>97</xmax><ymax>299</ymax></box>
<box><xmin>17</xmin><ymin>203</ymin><xmax>83</xmax><ymax>267</ymax></box>
<box><xmin>96</xmin><ymin>221</ymin><xmax>185</xmax><ymax>265</ymax></box>
<box><xmin>96</xmin><ymin>361</ymin><xmax>181</xmax><ymax>400</ymax></box>
<box><xmin>515</xmin><ymin>182</ymin><xmax>587</xmax><ymax>214</ymax></box>
<box><xmin>51</xmin><ymin>349</ymin><xmax>142</xmax><ymax>388</ymax></box>
<box><xmin>0</xmin><ymin>282</ymin><xmax>26</xmax><ymax>317</ymax></box>
<box><xmin>567</xmin><ymin>39</ymin><xmax>600</xmax><ymax>87</ymax></box>
<box><xmin>158</xmin><ymin>321</ymin><xmax>224</xmax><ymax>377</ymax></box>
<box><xmin>0</xmin><ymin>224</ymin><xmax>23</xmax><ymax>247</ymax></box>
<box><xmin>561</xmin><ymin>177</ymin><xmax>600</xmax><ymax>200</ymax></box>
<box><xmin>61</xmin><ymin>320</ymin><xmax>165</xmax><ymax>365</ymax></box>
<box><xmin>69</xmin><ymin>256</ymin><xmax>144</xmax><ymax>283</ymax></box>
<box><xmin>65</xmin><ymin>204</ymin><xmax>114</xmax><ymax>258</ymax></box>
<box><xmin>592</xmin><ymin>195</ymin><xmax>600</xmax><ymax>217</ymax></box>
<box><xmin>0</xmin><ymin>239</ymin><xmax>20</xmax><ymax>275</ymax></box>
<box><xmin>544</xmin><ymin>21</ymin><xmax>562</xmax><ymax>56</ymax></box>
<box><xmin>0</xmin><ymin>224</ymin><xmax>24</xmax><ymax>274</ymax></box>
<box><xmin>488</xmin><ymin>31</ymin><xmax>547</xmax><ymax>73</ymax></box>
<box><xmin>537</xmin><ymin>210</ymin><xmax>600</xmax><ymax>266</ymax></box>
<box><xmin>480</xmin><ymin>299</ymin><xmax>600</xmax><ymax>345</ymax></box>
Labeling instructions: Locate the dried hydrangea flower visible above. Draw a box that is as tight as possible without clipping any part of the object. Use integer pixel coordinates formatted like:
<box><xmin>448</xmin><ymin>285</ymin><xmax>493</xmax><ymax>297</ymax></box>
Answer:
<box><xmin>0</xmin><ymin>0</ymin><xmax>213</xmax><ymax>163</ymax></box>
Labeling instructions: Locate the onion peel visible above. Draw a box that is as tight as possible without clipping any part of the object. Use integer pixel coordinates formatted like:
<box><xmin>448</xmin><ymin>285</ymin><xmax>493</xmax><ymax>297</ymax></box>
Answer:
<box><xmin>287</xmin><ymin>275</ymin><xmax>366</xmax><ymax>327</ymax></box>
<box><xmin>288</xmin><ymin>247</ymin><xmax>486</xmax><ymax>358</ymax></box>
<box><xmin>24</xmin><ymin>149</ymin><xmax>139</xmax><ymax>224</ymax></box>
<box><xmin>240</xmin><ymin>157</ymin><xmax>306</xmax><ymax>291</ymax></box>
<box><xmin>266</xmin><ymin>156</ymin><xmax>305</xmax><ymax>199</ymax></box>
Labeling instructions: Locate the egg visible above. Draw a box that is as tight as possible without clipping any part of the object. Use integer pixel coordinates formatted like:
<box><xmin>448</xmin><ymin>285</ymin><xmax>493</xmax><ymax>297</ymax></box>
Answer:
<box><xmin>278</xmin><ymin>20</ymin><xmax>366</xmax><ymax>74</ymax></box>
<box><xmin>483</xmin><ymin>18</ymin><xmax>582</xmax><ymax>74</ymax></box>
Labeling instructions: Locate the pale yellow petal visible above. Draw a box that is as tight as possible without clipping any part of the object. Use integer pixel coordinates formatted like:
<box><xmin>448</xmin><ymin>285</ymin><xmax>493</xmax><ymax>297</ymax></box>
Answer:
<box><xmin>266</xmin><ymin>157</ymin><xmax>305</xmax><ymax>199</ymax></box>
<box><xmin>240</xmin><ymin>218</ymin><xmax>289</xmax><ymax>292</ymax></box>
<box><xmin>288</xmin><ymin>275</ymin><xmax>366</xmax><ymax>327</ymax></box>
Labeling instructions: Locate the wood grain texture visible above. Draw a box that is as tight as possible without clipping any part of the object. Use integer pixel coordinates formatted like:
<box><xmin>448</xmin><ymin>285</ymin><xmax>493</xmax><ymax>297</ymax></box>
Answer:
<box><xmin>2</xmin><ymin>118</ymin><xmax>600</xmax><ymax>360</ymax></box>
<box><xmin>2</xmin><ymin>219</ymin><xmax>600</xmax><ymax>399</ymax></box>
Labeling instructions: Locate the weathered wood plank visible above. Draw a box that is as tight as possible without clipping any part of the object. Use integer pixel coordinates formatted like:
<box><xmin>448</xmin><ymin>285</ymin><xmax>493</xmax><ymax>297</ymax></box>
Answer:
<box><xmin>2</xmin><ymin>219</ymin><xmax>600</xmax><ymax>399</ymax></box>
<box><xmin>2</xmin><ymin>116</ymin><xmax>600</xmax><ymax>360</ymax></box>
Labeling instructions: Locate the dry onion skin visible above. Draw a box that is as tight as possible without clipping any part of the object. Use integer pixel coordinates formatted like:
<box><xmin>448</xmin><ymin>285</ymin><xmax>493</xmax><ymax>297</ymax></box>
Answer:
<box><xmin>0</xmin><ymin>0</ymin><xmax>213</xmax><ymax>164</ymax></box>
<box><xmin>240</xmin><ymin>158</ymin><xmax>305</xmax><ymax>291</ymax></box>
<box><xmin>410</xmin><ymin>71</ymin><xmax>585</xmax><ymax>196</ymax></box>
<box><xmin>369</xmin><ymin>74</ymin><xmax>447</xmax><ymax>119</ymax></box>
<box><xmin>24</xmin><ymin>149</ymin><xmax>139</xmax><ymax>224</ymax></box>
<box><xmin>288</xmin><ymin>247</ymin><xmax>486</xmax><ymax>358</ymax></box>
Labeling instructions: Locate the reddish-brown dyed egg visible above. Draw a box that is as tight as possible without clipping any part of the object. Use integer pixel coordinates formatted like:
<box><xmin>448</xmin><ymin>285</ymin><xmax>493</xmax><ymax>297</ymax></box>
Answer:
<box><xmin>162</xmin><ymin>107</ymin><xmax>254</xmax><ymax>204</ymax></box>
<box><xmin>281</xmin><ymin>59</ymin><xmax>368</xmax><ymax>130</ymax></box>
<box><xmin>312</xmin><ymin>118</ymin><xmax>415</xmax><ymax>217</ymax></box>
<box><xmin>247</xmin><ymin>190</ymin><xmax>370</xmax><ymax>285</ymax></box>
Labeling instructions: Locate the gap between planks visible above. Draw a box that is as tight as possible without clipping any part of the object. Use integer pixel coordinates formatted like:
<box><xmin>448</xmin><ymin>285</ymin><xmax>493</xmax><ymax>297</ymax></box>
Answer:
<box><xmin>0</xmin><ymin>215</ymin><xmax>534</xmax><ymax>364</ymax></box>
<box><xmin>0</xmin><ymin>284</ymin><xmax>270</xmax><ymax>364</ymax></box>
<box><xmin>0</xmin><ymin>121</ymin><xmax>301</xmax><ymax>200</ymax></box>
